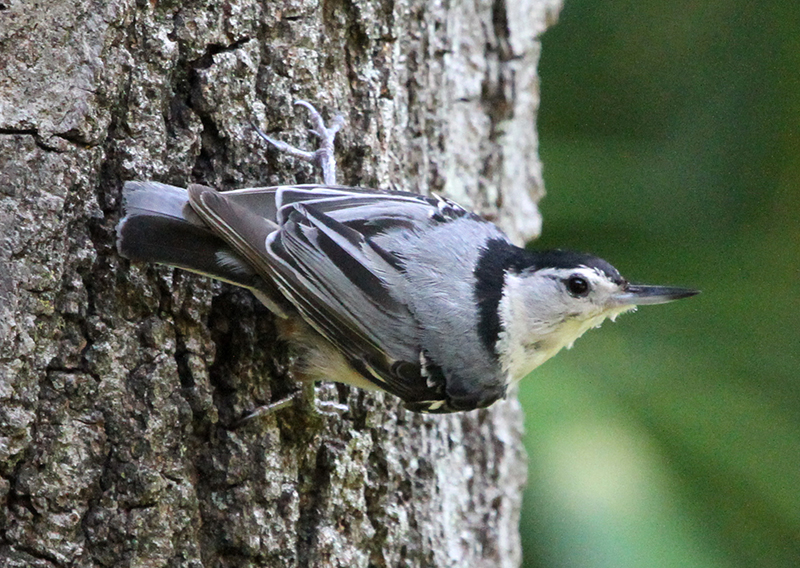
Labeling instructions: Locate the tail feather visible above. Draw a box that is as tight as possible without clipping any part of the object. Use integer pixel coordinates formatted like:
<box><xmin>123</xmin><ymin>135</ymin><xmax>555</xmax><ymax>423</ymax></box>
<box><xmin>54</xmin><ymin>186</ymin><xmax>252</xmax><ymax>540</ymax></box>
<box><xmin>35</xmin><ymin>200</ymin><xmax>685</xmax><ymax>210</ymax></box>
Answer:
<box><xmin>116</xmin><ymin>181</ymin><xmax>257</xmax><ymax>288</ymax></box>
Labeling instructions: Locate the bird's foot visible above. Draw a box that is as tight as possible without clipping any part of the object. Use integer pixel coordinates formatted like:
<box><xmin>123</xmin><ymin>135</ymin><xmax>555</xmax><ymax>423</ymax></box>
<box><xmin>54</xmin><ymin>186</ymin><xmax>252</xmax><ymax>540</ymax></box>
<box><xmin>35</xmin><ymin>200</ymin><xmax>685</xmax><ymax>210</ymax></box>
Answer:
<box><xmin>233</xmin><ymin>382</ymin><xmax>349</xmax><ymax>428</ymax></box>
<box><xmin>253</xmin><ymin>100</ymin><xmax>344</xmax><ymax>186</ymax></box>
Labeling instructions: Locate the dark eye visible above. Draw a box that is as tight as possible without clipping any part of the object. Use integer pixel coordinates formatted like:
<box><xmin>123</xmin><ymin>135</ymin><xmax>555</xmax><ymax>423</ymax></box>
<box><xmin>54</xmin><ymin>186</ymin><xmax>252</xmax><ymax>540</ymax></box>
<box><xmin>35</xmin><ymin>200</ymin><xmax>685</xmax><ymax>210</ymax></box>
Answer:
<box><xmin>566</xmin><ymin>275</ymin><xmax>590</xmax><ymax>297</ymax></box>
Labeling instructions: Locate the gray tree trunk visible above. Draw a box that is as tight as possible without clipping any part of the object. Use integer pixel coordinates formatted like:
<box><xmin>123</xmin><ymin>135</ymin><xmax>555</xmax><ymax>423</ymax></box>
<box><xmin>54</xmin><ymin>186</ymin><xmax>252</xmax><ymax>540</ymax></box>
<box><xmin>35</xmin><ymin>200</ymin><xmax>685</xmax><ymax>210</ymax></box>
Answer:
<box><xmin>0</xmin><ymin>0</ymin><xmax>560</xmax><ymax>566</ymax></box>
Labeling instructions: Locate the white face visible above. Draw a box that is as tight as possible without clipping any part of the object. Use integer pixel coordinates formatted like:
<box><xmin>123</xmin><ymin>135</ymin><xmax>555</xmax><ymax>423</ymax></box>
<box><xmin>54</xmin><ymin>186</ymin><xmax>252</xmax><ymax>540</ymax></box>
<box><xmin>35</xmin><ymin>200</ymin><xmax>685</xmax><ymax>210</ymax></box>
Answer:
<box><xmin>496</xmin><ymin>266</ymin><xmax>637</xmax><ymax>382</ymax></box>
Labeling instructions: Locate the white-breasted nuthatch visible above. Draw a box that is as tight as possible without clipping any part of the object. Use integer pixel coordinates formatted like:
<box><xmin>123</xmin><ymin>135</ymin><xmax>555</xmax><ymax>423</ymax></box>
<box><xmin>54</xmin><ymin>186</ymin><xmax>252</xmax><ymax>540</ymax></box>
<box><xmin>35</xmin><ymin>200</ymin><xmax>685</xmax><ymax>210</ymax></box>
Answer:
<box><xmin>116</xmin><ymin>101</ymin><xmax>698</xmax><ymax>413</ymax></box>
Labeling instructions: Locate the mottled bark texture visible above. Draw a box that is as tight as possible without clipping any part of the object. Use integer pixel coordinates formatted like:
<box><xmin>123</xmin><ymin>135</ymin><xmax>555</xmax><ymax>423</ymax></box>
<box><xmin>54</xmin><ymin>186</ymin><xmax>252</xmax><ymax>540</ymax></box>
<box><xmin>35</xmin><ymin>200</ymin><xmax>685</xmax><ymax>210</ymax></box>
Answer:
<box><xmin>0</xmin><ymin>0</ymin><xmax>560</xmax><ymax>566</ymax></box>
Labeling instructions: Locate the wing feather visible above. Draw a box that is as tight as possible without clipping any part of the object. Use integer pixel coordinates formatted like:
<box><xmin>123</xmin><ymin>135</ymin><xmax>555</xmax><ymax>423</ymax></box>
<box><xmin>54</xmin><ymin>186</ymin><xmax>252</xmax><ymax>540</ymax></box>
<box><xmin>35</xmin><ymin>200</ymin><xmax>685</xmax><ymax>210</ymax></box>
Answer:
<box><xmin>186</xmin><ymin>184</ymin><xmax>480</xmax><ymax>406</ymax></box>
<box><xmin>266</xmin><ymin>204</ymin><xmax>429</xmax><ymax>397</ymax></box>
<box><xmin>274</xmin><ymin>185</ymin><xmax>472</xmax><ymax>236</ymax></box>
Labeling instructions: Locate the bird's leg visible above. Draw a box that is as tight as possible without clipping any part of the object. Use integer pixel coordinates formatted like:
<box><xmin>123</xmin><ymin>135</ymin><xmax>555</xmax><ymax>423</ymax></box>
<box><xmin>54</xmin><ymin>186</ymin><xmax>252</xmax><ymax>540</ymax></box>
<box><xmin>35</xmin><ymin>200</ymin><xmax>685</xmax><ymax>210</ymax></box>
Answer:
<box><xmin>253</xmin><ymin>100</ymin><xmax>345</xmax><ymax>186</ymax></box>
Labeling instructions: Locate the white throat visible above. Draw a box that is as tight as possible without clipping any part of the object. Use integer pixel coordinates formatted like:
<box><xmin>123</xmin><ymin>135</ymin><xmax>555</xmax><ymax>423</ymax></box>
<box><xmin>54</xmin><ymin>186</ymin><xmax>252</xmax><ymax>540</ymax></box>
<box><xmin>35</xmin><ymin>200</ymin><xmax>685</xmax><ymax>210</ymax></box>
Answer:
<box><xmin>495</xmin><ymin>271</ymin><xmax>631</xmax><ymax>383</ymax></box>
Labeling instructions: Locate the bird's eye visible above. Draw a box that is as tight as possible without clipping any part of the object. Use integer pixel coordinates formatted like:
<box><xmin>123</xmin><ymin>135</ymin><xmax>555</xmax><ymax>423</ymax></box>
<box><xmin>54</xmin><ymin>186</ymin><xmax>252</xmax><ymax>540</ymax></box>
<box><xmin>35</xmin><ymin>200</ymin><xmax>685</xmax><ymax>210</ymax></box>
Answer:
<box><xmin>566</xmin><ymin>275</ymin><xmax>590</xmax><ymax>297</ymax></box>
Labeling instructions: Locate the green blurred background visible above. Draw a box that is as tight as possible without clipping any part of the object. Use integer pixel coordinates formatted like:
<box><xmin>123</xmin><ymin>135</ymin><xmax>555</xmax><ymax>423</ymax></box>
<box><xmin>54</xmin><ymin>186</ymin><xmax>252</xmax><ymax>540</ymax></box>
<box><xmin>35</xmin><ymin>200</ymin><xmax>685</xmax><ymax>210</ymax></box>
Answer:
<box><xmin>518</xmin><ymin>1</ymin><xmax>800</xmax><ymax>567</ymax></box>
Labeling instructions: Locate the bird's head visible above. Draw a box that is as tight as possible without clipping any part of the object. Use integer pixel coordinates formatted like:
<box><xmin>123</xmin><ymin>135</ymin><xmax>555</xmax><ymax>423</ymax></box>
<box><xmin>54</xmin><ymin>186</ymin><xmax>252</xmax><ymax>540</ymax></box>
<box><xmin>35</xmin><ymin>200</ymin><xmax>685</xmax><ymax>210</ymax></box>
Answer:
<box><xmin>495</xmin><ymin>250</ymin><xmax>698</xmax><ymax>381</ymax></box>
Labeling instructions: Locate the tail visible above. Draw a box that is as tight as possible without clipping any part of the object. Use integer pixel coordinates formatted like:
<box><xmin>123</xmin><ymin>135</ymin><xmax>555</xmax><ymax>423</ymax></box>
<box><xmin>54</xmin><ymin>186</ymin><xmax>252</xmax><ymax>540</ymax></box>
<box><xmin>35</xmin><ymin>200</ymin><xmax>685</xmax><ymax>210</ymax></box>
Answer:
<box><xmin>116</xmin><ymin>181</ymin><xmax>259</xmax><ymax>289</ymax></box>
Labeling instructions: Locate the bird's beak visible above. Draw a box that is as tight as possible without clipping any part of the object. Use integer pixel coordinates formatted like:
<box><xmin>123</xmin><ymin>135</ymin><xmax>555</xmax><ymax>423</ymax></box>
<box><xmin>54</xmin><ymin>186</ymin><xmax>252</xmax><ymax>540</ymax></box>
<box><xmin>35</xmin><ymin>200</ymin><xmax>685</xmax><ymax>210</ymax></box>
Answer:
<box><xmin>612</xmin><ymin>284</ymin><xmax>700</xmax><ymax>306</ymax></box>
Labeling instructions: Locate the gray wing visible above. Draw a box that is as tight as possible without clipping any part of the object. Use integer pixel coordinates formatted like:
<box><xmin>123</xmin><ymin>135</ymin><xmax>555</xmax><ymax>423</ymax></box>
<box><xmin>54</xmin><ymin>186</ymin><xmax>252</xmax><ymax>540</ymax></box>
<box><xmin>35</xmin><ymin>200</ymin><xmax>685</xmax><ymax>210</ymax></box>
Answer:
<box><xmin>189</xmin><ymin>184</ymin><xmax>462</xmax><ymax>405</ymax></box>
<box><xmin>215</xmin><ymin>183</ymin><xmax>474</xmax><ymax>235</ymax></box>
<box><xmin>272</xmin><ymin>184</ymin><xmax>474</xmax><ymax>236</ymax></box>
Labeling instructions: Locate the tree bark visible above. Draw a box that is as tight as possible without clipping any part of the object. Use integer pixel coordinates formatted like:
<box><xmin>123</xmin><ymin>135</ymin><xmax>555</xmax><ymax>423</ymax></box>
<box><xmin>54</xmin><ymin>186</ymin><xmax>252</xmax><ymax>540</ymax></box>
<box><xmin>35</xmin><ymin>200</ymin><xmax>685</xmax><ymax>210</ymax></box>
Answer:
<box><xmin>0</xmin><ymin>0</ymin><xmax>560</xmax><ymax>566</ymax></box>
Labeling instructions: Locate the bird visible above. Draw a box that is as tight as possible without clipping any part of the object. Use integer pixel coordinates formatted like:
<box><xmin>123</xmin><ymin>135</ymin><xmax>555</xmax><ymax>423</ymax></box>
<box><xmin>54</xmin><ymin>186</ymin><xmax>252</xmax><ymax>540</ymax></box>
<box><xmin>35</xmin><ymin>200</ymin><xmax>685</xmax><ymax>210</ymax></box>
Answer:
<box><xmin>116</xmin><ymin>100</ymin><xmax>698</xmax><ymax>414</ymax></box>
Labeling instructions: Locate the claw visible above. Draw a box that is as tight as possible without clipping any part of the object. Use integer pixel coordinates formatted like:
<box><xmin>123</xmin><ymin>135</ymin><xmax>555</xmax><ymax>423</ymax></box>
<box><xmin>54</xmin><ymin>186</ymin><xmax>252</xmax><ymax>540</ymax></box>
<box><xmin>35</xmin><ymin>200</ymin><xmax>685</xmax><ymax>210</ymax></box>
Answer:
<box><xmin>251</xmin><ymin>121</ymin><xmax>317</xmax><ymax>162</ymax></box>
<box><xmin>295</xmin><ymin>99</ymin><xmax>326</xmax><ymax>133</ymax></box>
<box><xmin>234</xmin><ymin>394</ymin><xmax>296</xmax><ymax>427</ymax></box>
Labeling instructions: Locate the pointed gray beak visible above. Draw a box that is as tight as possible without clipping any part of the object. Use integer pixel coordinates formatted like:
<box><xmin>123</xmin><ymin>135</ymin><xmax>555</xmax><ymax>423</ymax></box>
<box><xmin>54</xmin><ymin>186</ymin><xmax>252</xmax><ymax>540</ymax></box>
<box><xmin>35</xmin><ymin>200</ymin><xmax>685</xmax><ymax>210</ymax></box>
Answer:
<box><xmin>612</xmin><ymin>284</ymin><xmax>700</xmax><ymax>306</ymax></box>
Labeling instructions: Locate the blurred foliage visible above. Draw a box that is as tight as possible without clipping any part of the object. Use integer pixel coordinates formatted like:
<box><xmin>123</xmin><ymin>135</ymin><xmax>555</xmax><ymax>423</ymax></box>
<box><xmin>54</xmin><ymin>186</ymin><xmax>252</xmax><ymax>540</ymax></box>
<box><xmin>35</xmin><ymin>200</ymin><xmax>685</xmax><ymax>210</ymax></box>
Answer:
<box><xmin>519</xmin><ymin>1</ymin><xmax>800</xmax><ymax>567</ymax></box>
